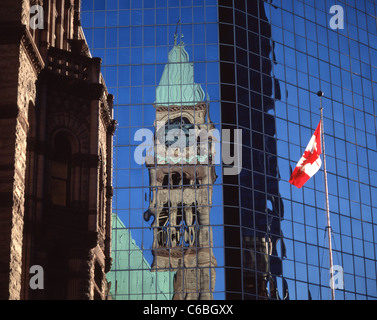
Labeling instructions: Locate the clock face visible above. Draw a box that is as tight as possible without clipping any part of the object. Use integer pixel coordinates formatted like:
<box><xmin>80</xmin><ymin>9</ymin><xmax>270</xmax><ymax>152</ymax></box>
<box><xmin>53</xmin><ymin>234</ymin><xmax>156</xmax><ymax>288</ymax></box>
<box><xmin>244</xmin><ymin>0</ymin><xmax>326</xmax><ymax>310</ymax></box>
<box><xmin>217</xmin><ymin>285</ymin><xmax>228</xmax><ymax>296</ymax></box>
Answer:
<box><xmin>157</xmin><ymin>117</ymin><xmax>195</xmax><ymax>148</ymax></box>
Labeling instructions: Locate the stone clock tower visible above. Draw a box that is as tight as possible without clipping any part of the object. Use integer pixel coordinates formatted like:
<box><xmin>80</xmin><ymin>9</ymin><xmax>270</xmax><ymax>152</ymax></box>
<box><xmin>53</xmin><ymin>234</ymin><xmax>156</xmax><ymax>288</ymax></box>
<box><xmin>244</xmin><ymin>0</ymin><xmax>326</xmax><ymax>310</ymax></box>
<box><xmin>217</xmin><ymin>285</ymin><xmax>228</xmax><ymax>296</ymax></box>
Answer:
<box><xmin>144</xmin><ymin>35</ymin><xmax>217</xmax><ymax>300</ymax></box>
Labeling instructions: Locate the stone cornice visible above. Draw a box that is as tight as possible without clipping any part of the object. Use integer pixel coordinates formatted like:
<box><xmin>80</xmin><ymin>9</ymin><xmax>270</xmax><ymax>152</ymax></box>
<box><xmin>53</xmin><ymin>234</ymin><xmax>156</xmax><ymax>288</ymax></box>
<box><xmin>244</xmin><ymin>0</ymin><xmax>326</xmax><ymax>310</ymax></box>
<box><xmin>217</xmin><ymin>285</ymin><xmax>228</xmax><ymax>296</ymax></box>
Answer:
<box><xmin>0</xmin><ymin>23</ymin><xmax>44</xmax><ymax>74</ymax></box>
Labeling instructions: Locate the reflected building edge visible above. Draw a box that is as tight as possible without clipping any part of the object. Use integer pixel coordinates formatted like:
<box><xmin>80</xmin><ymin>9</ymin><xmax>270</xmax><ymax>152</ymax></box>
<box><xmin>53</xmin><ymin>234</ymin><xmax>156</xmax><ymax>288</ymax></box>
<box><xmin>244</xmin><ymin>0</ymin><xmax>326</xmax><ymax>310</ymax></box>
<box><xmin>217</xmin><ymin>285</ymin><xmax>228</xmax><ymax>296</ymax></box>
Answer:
<box><xmin>220</xmin><ymin>0</ymin><xmax>287</xmax><ymax>299</ymax></box>
<box><xmin>144</xmin><ymin>38</ymin><xmax>217</xmax><ymax>300</ymax></box>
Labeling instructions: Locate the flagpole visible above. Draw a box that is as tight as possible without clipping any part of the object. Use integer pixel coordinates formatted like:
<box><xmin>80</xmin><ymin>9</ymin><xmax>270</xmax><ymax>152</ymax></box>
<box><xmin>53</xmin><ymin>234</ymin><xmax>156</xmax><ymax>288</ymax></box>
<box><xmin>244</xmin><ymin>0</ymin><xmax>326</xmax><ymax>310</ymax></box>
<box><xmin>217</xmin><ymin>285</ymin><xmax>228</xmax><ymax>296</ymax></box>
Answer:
<box><xmin>318</xmin><ymin>91</ymin><xmax>335</xmax><ymax>300</ymax></box>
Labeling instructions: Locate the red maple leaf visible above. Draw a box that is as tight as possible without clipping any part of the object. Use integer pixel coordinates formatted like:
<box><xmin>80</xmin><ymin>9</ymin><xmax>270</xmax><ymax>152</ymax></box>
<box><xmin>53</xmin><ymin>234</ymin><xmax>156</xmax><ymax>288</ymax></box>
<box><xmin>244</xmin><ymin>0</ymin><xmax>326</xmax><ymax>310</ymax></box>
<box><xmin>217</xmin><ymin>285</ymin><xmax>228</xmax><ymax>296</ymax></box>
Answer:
<box><xmin>302</xmin><ymin>149</ymin><xmax>319</xmax><ymax>166</ymax></box>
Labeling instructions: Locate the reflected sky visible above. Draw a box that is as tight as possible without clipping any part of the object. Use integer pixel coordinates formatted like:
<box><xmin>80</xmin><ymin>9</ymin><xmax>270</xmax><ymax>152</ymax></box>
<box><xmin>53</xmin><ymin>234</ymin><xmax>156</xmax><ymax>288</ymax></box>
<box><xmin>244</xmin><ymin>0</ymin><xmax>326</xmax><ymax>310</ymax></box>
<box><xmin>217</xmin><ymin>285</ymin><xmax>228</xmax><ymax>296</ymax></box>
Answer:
<box><xmin>82</xmin><ymin>0</ymin><xmax>377</xmax><ymax>300</ymax></box>
<box><xmin>267</xmin><ymin>0</ymin><xmax>377</xmax><ymax>300</ymax></box>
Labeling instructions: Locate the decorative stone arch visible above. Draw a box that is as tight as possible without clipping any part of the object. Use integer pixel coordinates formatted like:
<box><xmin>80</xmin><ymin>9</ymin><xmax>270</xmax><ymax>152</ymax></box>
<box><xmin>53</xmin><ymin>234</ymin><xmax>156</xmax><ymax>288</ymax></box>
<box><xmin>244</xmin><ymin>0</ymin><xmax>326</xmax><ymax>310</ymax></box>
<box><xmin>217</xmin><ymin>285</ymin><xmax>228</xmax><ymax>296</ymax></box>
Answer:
<box><xmin>46</xmin><ymin>113</ymin><xmax>90</xmax><ymax>206</ymax></box>
<box><xmin>46</xmin><ymin>113</ymin><xmax>90</xmax><ymax>154</ymax></box>
<box><xmin>51</xmin><ymin>127</ymin><xmax>80</xmax><ymax>155</ymax></box>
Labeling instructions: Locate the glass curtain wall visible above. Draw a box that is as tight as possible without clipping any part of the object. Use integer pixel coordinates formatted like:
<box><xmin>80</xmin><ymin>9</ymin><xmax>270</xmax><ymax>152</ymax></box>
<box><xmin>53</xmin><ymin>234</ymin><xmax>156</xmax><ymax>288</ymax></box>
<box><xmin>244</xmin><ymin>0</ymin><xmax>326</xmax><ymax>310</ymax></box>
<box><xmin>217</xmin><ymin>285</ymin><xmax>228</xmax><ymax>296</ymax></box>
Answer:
<box><xmin>82</xmin><ymin>0</ymin><xmax>224</xmax><ymax>300</ymax></box>
<box><xmin>82</xmin><ymin>0</ymin><xmax>377</xmax><ymax>300</ymax></box>
<box><xmin>267</xmin><ymin>0</ymin><xmax>377</xmax><ymax>300</ymax></box>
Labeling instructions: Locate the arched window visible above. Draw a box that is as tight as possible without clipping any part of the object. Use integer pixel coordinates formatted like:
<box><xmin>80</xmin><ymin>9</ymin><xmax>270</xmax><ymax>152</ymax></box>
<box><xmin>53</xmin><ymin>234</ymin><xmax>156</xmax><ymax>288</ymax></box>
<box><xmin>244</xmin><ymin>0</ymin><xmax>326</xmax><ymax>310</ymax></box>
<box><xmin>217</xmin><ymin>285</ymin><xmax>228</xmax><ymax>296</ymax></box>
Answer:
<box><xmin>51</xmin><ymin>133</ymin><xmax>72</xmax><ymax>206</ymax></box>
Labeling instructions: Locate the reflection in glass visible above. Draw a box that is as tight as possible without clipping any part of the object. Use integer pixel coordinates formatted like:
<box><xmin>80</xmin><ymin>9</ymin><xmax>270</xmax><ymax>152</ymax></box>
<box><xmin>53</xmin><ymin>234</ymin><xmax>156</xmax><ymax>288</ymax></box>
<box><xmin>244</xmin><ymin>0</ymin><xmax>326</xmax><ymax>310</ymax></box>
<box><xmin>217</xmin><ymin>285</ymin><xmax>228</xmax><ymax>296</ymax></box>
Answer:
<box><xmin>81</xmin><ymin>0</ymin><xmax>377</xmax><ymax>301</ymax></box>
<box><xmin>220</xmin><ymin>0</ymin><xmax>288</xmax><ymax>300</ymax></box>
<box><xmin>144</xmin><ymin>35</ymin><xmax>217</xmax><ymax>300</ymax></box>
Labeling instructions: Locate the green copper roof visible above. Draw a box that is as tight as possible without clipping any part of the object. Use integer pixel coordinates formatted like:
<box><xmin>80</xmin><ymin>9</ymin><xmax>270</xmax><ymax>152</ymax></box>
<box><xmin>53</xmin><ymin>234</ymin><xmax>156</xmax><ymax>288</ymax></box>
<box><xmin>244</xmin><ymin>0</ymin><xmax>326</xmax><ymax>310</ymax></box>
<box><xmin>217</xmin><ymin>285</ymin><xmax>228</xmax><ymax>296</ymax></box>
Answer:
<box><xmin>155</xmin><ymin>42</ymin><xmax>205</xmax><ymax>106</ymax></box>
<box><xmin>108</xmin><ymin>214</ymin><xmax>174</xmax><ymax>300</ymax></box>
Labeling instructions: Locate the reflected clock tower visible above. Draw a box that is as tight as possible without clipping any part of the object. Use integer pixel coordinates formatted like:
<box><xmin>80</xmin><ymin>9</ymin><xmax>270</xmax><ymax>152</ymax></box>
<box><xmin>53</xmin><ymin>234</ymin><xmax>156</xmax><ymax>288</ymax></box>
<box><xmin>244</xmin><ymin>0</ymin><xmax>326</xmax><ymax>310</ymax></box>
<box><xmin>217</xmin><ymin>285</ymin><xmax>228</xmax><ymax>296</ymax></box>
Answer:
<box><xmin>144</xmin><ymin>35</ymin><xmax>217</xmax><ymax>300</ymax></box>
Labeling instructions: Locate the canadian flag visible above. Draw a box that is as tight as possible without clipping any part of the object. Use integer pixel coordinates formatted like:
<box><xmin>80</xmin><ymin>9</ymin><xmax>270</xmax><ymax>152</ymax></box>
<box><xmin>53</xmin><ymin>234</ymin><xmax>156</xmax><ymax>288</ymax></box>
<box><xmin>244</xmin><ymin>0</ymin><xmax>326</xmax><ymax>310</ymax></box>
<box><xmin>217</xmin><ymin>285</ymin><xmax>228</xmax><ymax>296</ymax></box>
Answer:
<box><xmin>289</xmin><ymin>121</ymin><xmax>322</xmax><ymax>188</ymax></box>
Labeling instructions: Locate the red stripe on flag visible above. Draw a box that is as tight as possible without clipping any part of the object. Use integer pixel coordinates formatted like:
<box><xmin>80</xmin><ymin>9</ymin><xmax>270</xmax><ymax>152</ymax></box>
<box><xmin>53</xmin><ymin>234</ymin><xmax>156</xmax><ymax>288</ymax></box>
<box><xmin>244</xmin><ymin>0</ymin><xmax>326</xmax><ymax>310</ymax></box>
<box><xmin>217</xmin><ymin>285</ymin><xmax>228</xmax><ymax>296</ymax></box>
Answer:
<box><xmin>289</xmin><ymin>166</ymin><xmax>311</xmax><ymax>189</ymax></box>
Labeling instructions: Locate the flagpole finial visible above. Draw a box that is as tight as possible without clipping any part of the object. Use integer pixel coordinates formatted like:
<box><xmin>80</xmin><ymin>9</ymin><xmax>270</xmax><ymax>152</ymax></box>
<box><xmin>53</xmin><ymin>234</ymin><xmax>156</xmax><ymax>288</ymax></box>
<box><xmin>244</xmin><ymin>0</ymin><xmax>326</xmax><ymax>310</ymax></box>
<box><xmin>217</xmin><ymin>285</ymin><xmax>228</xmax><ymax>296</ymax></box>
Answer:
<box><xmin>318</xmin><ymin>91</ymin><xmax>324</xmax><ymax>112</ymax></box>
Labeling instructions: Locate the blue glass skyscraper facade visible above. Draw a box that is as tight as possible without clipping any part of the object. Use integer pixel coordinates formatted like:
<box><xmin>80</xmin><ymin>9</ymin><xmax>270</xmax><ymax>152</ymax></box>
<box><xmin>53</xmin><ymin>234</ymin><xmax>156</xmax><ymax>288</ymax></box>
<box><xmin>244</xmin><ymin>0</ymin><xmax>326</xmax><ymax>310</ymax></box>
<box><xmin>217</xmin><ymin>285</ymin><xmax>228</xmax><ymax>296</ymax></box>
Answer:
<box><xmin>82</xmin><ymin>0</ymin><xmax>377</xmax><ymax>300</ymax></box>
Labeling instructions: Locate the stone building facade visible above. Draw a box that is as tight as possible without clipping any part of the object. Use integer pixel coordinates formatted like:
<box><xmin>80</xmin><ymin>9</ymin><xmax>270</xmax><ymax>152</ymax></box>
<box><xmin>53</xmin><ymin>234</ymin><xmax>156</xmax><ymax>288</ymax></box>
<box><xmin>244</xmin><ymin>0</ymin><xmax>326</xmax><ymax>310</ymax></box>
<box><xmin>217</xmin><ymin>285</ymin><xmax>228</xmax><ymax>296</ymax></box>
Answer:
<box><xmin>0</xmin><ymin>0</ymin><xmax>115</xmax><ymax>300</ymax></box>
